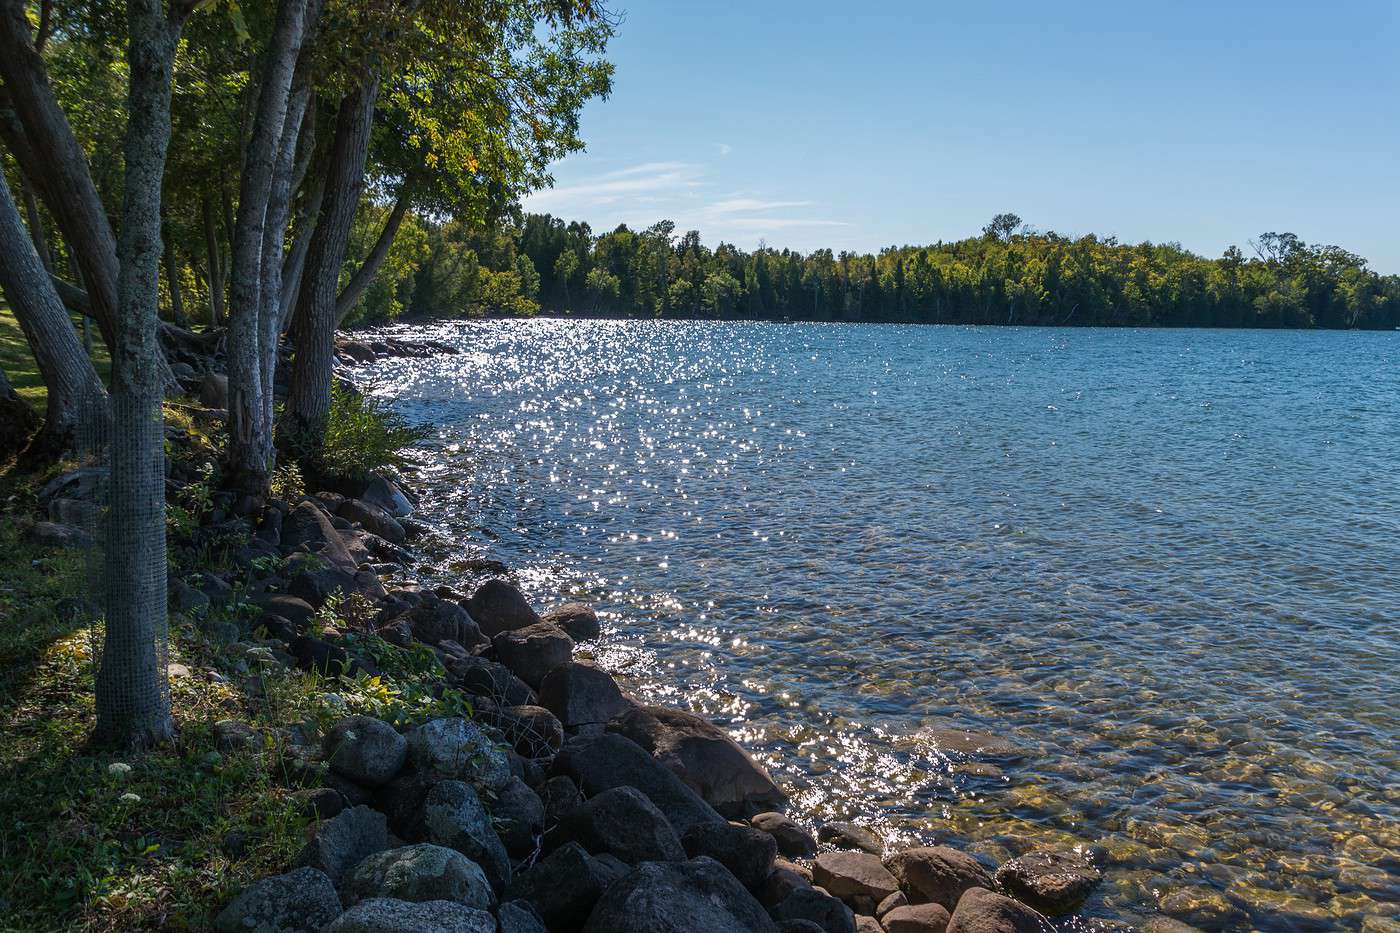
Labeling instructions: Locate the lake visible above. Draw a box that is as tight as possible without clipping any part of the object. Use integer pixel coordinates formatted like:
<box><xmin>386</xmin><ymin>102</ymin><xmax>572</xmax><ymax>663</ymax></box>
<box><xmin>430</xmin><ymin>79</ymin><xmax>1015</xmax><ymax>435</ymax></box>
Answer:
<box><xmin>352</xmin><ymin>319</ymin><xmax>1400</xmax><ymax>930</ymax></box>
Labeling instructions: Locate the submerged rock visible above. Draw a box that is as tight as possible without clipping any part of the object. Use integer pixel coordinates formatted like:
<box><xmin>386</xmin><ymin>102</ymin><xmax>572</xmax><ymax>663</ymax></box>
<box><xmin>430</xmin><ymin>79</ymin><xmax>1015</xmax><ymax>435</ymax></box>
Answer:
<box><xmin>993</xmin><ymin>849</ymin><xmax>1101</xmax><ymax>916</ymax></box>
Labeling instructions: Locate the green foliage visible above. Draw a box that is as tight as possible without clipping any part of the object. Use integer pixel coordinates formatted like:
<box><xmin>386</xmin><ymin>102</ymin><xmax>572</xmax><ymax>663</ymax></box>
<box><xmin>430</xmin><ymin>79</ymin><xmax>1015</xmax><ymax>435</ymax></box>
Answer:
<box><xmin>317</xmin><ymin>382</ymin><xmax>427</xmax><ymax>482</ymax></box>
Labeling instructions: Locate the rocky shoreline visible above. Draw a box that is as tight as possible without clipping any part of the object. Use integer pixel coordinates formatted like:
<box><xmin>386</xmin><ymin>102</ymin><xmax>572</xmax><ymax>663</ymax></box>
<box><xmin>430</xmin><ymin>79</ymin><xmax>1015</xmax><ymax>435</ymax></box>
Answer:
<box><xmin>29</xmin><ymin>334</ymin><xmax>1107</xmax><ymax>932</ymax></box>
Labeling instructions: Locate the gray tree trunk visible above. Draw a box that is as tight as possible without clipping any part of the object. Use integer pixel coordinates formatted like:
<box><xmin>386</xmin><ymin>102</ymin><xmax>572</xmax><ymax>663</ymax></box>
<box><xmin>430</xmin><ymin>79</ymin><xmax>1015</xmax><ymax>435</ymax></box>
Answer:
<box><xmin>163</xmin><ymin>223</ymin><xmax>188</xmax><ymax>327</ymax></box>
<box><xmin>279</xmin><ymin>167</ymin><xmax>324</xmax><ymax>332</ymax></box>
<box><xmin>18</xmin><ymin>170</ymin><xmax>52</xmax><ymax>272</ymax></box>
<box><xmin>226</xmin><ymin>0</ymin><xmax>312</xmax><ymax>494</ymax></box>
<box><xmin>0</xmin><ymin>171</ymin><xmax>107</xmax><ymax>452</ymax></box>
<box><xmin>285</xmin><ymin>78</ymin><xmax>378</xmax><ymax>456</ymax></box>
<box><xmin>334</xmin><ymin>178</ymin><xmax>413</xmax><ymax>326</ymax></box>
<box><xmin>94</xmin><ymin>0</ymin><xmax>188</xmax><ymax>749</ymax></box>
<box><xmin>201</xmin><ymin>195</ymin><xmax>226</xmax><ymax>324</ymax></box>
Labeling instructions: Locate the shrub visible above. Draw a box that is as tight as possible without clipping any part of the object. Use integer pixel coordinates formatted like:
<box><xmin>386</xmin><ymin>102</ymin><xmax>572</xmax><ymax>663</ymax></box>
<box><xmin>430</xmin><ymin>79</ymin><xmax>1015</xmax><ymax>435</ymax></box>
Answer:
<box><xmin>317</xmin><ymin>382</ymin><xmax>426</xmax><ymax>483</ymax></box>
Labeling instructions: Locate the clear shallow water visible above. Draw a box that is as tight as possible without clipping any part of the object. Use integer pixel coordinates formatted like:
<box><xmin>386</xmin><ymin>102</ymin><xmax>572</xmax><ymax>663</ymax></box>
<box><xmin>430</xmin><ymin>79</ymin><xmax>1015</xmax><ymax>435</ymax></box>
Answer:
<box><xmin>356</xmin><ymin>320</ymin><xmax>1400</xmax><ymax>931</ymax></box>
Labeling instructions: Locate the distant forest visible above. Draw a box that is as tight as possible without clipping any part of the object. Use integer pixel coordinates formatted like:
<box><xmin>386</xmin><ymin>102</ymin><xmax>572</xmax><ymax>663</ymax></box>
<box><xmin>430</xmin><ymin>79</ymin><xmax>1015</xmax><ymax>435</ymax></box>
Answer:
<box><xmin>358</xmin><ymin>211</ymin><xmax>1400</xmax><ymax>330</ymax></box>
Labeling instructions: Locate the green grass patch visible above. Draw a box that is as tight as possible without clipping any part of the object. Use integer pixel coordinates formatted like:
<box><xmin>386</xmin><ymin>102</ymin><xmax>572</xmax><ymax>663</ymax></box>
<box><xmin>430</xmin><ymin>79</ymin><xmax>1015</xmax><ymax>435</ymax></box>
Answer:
<box><xmin>0</xmin><ymin>302</ymin><xmax>110</xmax><ymax>410</ymax></box>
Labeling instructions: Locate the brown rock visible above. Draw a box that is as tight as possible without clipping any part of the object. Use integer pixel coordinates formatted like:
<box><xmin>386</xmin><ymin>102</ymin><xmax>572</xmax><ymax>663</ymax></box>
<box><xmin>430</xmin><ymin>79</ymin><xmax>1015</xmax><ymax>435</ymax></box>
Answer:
<box><xmin>884</xmin><ymin>847</ymin><xmax>993</xmax><ymax>910</ymax></box>
<box><xmin>884</xmin><ymin>902</ymin><xmax>953</xmax><ymax>933</ymax></box>
<box><xmin>945</xmin><ymin>887</ymin><xmax>1047</xmax><ymax>933</ymax></box>
<box><xmin>814</xmin><ymin>851</ymin><xmax>900</xmax><ymax>914</ymax></box>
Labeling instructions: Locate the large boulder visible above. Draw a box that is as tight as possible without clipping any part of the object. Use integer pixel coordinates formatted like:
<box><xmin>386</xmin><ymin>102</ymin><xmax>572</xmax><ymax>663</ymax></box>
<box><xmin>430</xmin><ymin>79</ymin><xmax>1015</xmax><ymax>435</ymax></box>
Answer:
<box><xmin>540</xmin><ymin>602</ymin><xmax>601</xmax><ymax>641</ymax></box>
<box><xmin>339</xmin><ymin>498</ymin><xmax>406</xmax><ymax>544</ymax></box>
<box><xmin>486</xmin><ymin>704</ymin><xmax>564</xmax><ymax>759</ymax></box>
<box><xmin>944</xmin><ymin>887</ymin><xmax>1048</xmax><ymax>933</ymax></box>
<box><xmin>681</xmin><ymin>821</ymin><xmax>778</xmax><ymax>893</ymax></box>
<box><xmin>214</xmin><ymin>866</ymin><xmax>341</xmax><ymax>933</ymax></box>
<box><xmin>493</xmin><ymin>622</ymin><xmax>573</xmax><ymax>688</ymax></box>
<box><xmin>884</xmin><ymin>903</ymin><xmax>953</xmax><ymax>933</ymax></box>
<box><xmin>492</xmin><ymin>776</ymin><xmax>545</xmax><ymax>857</ymax></box>
<box><xmin>421</xmin><ymin>780</ymin><xmax>512</xmax><ymax>893</ymax></box>
<box><xmin>773</xmin><ymin>887</ymin><xmax>858</xmax><ymax>933</ymax></box>
<box><xmin>992</xmin><ymin>849</ymin><xmax>1101</xmax><ymax>917</ymax></box>
<box><xmin>538</xmin><ymin>661</ymin><xmax>633</xmax><ymax>732</ymax></box>
<box><xmin>814</xmin><ymin>851</ymin><xmax>900</xmax><ymax>915</ymax></box>
<box><xmin>323</xmin><ymin>716</ymin><xmax>407</xmax><ymax>787</ymax></box>
<box><xmin>282</xmin><ymin>501</ymin><xmax>358</xmax><ymax>572</ymax></box>
<box><xmin>539</xmin><ymin>775</ymin><xmax>585</xmax><ymax>828</ymax></box>
<box><xmin>752</xmin><ymin>811</ymin><xmax>819</xmax><ymax>859</ymax></box>
<box><xmin>762</xmin><ymin>859</ymin><xmax>815</xmax><ymax>909</ymax></box>
<box><xmin>508</xmin><ymin>841</ymin><xmax>624</xmax><ymax>932</ymax></box>
<box><xmin>405</xmin><ymin>717</ymin><xmax>510</xmax><ymax>789</ymax></box>
<box><xmin>323</xmin><ymin>898</ymin><xmax>495</xmax><ymax>933</ymax></box>
<box><xmin>406</xmin><ymin>599</ymin><xmax>486</xmax><ymax>650</ymax></box>
<box><xmin>362</xmin><ymin>475</ymin><xmax>414</xmax><ymax>518</ymax></box>
<box><xmin>448</xmin><ymin>655</ymin><xmax>537</xmax><ymax>707</ymax></box>
<box><xmin>464</xmin><ymin>579</ymin><xmax>541</xmax><ymax>637</ymax></box>
<box><xmin>550</xmin><ymin>732</ymin><xmax>725</xmax><ymax>835</ymax></box>
<box><xmin>581</xmin><ymin>856</ymin><xmax>779</xmax><ymax>933</ymax></box>
<box><xmin>548</xmin><ymin>785</ymin><xmax>685</xmax><ymax>864</ymax></box>
<box><xmin>295</xmin><ymin>805</ymin><xmax>389</xmax><ymax>884</ymax></box>
<box><xmin>253</xmin><ymin>595</ymin><xmax>317</xmax><ymax>628</ymax></box>
<box><xmin>342</xmin><ymin>844</ymin><xmax>494</xmax><ymax>910</ymax></box>
<box><xmin>884</xmin><ymin>847</ymin><xmax>993</xmax><ymax>911</ymax></box>
<box><xmin>497</xmin><ymin>899</ymin><xmax>548</xmax><ymax>933</ymax></box>
<box><xmin>608</xmin><ymin>704</ymin><xmax>787</xmax><ymax>819</ymax></box>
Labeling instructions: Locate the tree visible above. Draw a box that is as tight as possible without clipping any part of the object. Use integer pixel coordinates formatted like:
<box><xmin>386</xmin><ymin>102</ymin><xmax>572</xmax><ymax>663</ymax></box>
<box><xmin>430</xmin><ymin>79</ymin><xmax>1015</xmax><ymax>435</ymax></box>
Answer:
<box><xmin>982</xmin><ymin>212</ymin><xmax>1023</xmax><ymax>242</ymax></box>
<box><xmin>94</xmin><ymin>0</ymin><xmax>198</xmax><ymax>749</ymax></box>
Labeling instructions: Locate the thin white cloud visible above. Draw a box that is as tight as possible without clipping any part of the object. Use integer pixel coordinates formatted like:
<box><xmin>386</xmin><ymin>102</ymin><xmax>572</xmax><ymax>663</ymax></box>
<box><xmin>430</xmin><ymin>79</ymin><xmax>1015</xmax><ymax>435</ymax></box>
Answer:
<box><xmin>715</xmin><ymin>142</ymin><xmax>733</xmax><ymax>156</ymax></box>
<box><xmin>522</xmin><ymin>160</ymin><xmax>847</xmax><ymax>247</ymax></box>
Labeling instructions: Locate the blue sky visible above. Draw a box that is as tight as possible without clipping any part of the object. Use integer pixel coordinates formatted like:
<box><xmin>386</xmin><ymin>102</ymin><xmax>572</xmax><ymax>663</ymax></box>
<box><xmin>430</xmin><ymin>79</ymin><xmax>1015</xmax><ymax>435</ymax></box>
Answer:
<box><xmin>524</xmin><ymin>0</ymin><xmax>1400</xmax><ymax>272</ymax></box>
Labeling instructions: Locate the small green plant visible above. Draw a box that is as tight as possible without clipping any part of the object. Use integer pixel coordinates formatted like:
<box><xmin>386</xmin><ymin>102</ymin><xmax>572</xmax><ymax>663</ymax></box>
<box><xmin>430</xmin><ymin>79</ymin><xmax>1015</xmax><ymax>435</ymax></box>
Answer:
<box><xmin>317</xmin><ymin>383</ymin><xmax>426</xmax><ymax>483</ymax></box>
<box><xmin>270</xmin><ymin>460</ymin><xmax>305</xmax><ymax>501</ymax></box>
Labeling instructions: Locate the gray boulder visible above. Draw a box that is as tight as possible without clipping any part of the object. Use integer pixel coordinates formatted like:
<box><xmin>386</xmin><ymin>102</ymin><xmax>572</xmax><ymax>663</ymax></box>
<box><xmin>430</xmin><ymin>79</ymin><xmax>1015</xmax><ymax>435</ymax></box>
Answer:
<box><xmin>813</xmin><ymin>851</ymin><xmax>900</xmax><ymax>914</ymax></box>
<box><xmin>324</xmin><ymin>898</ymin><xmax>495</xmax><ymax>933</ymax></box>
<box><xmin>581</xmin><ymin>856</ymin><xmax>779</xmax><ymax>933</ymax></box>
<box><xmin>885</xmin><ymin>847</ymin><xmax>994</xmax><ymax>911</ymax></box>
<box><xmin>752</xmin><ymin>811</ymin><xmax>819</xmax><ymax>859</ymax></box>
<box><xmin>487</xmin><ymin>703</ymin><xmax>564</xmax><ymax>759</ymax></box>
<box><xmin>993</xmin><ymin>849</ymin><xmax>1101</xmax><ymax>917</ymax></box>
<box><xmin>406</xmin><ymin>599</ymin><xmax>486</xmax><ymax>650</ymax></box>
<box><xmin>539</xmin><ymin>774</ymin><xmax>584</xmax><ymax>828</ymax></box>
<box><xmin>448</xmin><ymin>655</ymin><xmax>537</xmax><ymax>707</ymax></box>
<box><xmin>773</xmin><ymin>886</ymin><xmax>858</xmax><ymax>933</ymax></box>
<box><xmin>762</xmin><ymin>859</ymin><xmax>815</xmax><ymax>909</ymax></box>
<box><xmin>362</xmin><ymin>475</ymin><xmax>414</xmax><ymax>518</ymax></box>
<box><xmin>508</xmin><ymin>841</ymin><xmax>621</xmax><ymax>932</ymax></box>
<box><xmin>550</xmin><ymin>732</ymin><xmax>725</xmax><ymax>835</ymax></box>
<box><xmin>324</xmin><ymin>716</ymin><xmax>407</xmax><ymax>787</ymax></box>
<box><xmin>540</xmin><ymin>602</ymin><xmax>601</xmax><ymax>641</ymax></box>
<box><xmin>884</xmin><ymin>902</ymin><xmax>954</xmax><ymax>932</ymax></box>
<box><xmin>538</xmin><ymin>661</ymin><xmax>633</xmax><ymax>732</ymax></box>
<box><xmin>283</xmin><ymin>502</ymin><xmax>357</xmax><ymax>572</ymax></box>
<box><xmin>342</xmin><ymin>844</ymin><xmax>493</xmax><ymax>910</ymax></box>
<box><xmin>497</xmin><ymin>899</ymin><xmax>549</xmax><ymax>933</ymax></box>
<box><xmin>608</xmin><ymin>704</ymin><xmax>787</xmax><ymax>819</ymax></box>
<box><xmin>339</xmin><ymin>498</ymin><xmax>406</xmax><ymax>544</ymax></box>
<box><xmin>492</xmin><ymin>776</ymin><xmax>545</xmax><ymax>857</ymax></box>
<box><xmin>30</xmin><ymin>521</ymin><xmax>94</xmax><ymax>549</ymax></box>
<box><xmin>493</xmin><ymin>622</ymin><xmax>573</xmax><ymax>688</ymax></box>
<box><xmin>214</xmin><ymin>866</ymin><xmax>341</xmax><ymax>933</ymax></box>
<box><xmin>464</xmin><ymin>579</ymin><xmax>541</xmax><ymax>637</ymax></box>
<box><xmin>405</xmin><ymin>717</ymin><xmax>510</xmax><ymax>789</ymax></box>
<box><xmin>295</xmin><ymin>805</ymin><xmax>388</xmax><ymax>884</ymax></box>
<box><xmin>945</xmin><ymin>887</ymin><xmax>1048</xmax><ymax>933</ymax></box>
<box><xmin>548</xmin><ymin>785</ymin><xmax>685</xmax><ymax>864</ymax></box>
<box><xmin>421</xmin><ymin>780</ymin><xmax>512</xmax><ymax>892</ymax></box>
<box><xmin>681</xmin><ymin>821</ymin><xmax>778</xmax><ymax>893</ymax></box>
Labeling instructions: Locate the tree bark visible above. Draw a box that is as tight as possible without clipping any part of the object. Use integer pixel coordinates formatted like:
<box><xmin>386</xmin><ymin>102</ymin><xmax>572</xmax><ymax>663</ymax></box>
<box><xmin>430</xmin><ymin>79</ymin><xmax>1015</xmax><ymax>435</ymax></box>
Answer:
<box><xmin>285</xmin><ymin>78</ymin><xmax>378</xmax><ymax>457</ymax></box>
<box><xmin>0</xmin><ymin>171</ymin><xmax>107</xmax><ymax>453</ymax></box>
<box><xmin>226</xmin><ymin>0</ymin><xmax>313</xmax><ymax>494</ymax></box>
<box><xmin>279</xmin><ymin>167</ymin><xmax>324</xmax><ymax>332</ymax></box>
<box><xmin>334</xmin><ymin>178</ymin><xmax>413</xmax><ymax>326</ymax></box>
<box><xmin>201</xmin><ymin>195</ymin><xmax>225</xmax><ymax>324</ymax></box>
<box><xmin>94</xmin><ymin>0</ymin><xmax>188</xmax><ymax>750</ymax></box>
<box><xmin>0</xmin><ymin>0</ymin><xmax>120</xmax><ymax>349</ymax></box>
<box><xmin>163</xmin><ymin>223</ymin><xmax>188</xmax><ymax>327</ymax></box>
<box><xmin>18</xmin><ymin>170</ymin><xmax>52</xmax><ymax>272</ymax></box>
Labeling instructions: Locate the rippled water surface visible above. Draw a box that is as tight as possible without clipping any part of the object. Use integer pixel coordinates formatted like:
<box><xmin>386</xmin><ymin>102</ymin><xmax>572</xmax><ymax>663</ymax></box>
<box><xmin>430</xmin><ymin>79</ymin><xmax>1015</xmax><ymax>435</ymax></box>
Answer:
<box><xmin>356</xmin><ymin>320</ymin><xmax>1400</xmax><ymax>931</ymax></box>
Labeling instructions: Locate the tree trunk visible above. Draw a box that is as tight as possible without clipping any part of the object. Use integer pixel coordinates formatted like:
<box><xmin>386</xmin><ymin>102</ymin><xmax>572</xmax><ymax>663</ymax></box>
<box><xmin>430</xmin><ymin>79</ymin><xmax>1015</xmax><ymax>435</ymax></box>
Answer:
<box><xmin>0</xmin><ymin>0</ymin><xmax>120</xmax><ymax>349</ymax></box>
<box><xmin>94</xmin><ymin>0</ymin><xmax>187</xmax><ymax>750</ymax></box>
<box><xmin>285</xmin><ymin>78</ymin><xmax>378</xmax><ymax>458</ymax></box>
<box><xmin>226</xmin><ymin>0</ymin><xmax>312</xmax><ymax>495</ymax></box>
<box><xmin>334</xmin><ymin>177</ymin><xmax>413</xmax><ymax>326</ymax></box>
<box><xmin>279</xmin><ymin>167</ymin><xmax>324</xmax><ymax>332</ymax></box>
<box><xmin>18</xmin><ymin>170</ymin><xmax>52</xmax><ymax>272</ymax></box>
<box><xmin>162</xmin><ymin>223</ymin><xmax>188</xmax><ymax>327</ymax></box>
<box><xmin>256</xmin><ymin>80</ymin><xmax>312</xmax><ymax>475</ymax></box>
<box><xmin>0</xmin><ymin>171</ymin><xmax>107</xmax><ymax>453</ymax></box>
<box><xmin>201</xmin><ymin>195</ymin><xmax>225</xmax><ymax>324</ymax></box>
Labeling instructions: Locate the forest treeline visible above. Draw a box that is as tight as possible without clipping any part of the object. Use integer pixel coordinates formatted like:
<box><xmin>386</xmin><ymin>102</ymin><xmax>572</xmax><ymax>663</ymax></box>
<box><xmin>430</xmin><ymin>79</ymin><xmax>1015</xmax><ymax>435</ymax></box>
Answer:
<box><xmin>352</xmin><ymin>211</ymin><xmax>1399</xmax><ymax>330</ymax></box>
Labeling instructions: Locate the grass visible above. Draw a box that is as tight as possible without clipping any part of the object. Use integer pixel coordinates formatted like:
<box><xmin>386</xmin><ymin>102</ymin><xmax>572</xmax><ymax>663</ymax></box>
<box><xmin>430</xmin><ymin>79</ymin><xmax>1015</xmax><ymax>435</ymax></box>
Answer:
<box><xmin>0</xmin><ymin>302</ymin><xmax>111</xmax><ymax>410</ymax></box>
